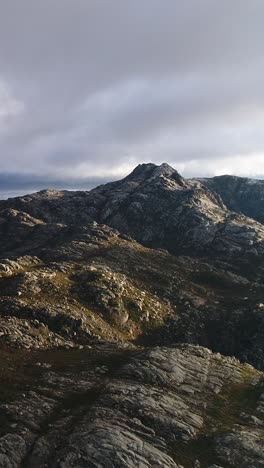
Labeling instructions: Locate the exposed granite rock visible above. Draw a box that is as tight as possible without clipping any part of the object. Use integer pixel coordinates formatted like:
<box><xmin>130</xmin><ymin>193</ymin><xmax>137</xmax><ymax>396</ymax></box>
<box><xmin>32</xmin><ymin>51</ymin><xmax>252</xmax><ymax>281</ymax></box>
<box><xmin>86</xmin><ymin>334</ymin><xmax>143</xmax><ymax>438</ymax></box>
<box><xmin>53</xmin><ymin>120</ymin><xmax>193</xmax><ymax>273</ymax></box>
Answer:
<box><xmin>215</xmin><ymin>430</ymin><xmax>264</xmax><ymax>467</ymax></box>
<box><xmin>199</xmin><ymin>175</ymin><xmax>264</xmax><ymax>225</ymax></box>
<box><xmin>0</xmin><ymin>345</ymin><xmax>263</xmax><ymax>467</ymax></box>
<box><xmin>0</xmin><ymin>224</ymin><xmax>175</xmax><ymax>349</ymax></box>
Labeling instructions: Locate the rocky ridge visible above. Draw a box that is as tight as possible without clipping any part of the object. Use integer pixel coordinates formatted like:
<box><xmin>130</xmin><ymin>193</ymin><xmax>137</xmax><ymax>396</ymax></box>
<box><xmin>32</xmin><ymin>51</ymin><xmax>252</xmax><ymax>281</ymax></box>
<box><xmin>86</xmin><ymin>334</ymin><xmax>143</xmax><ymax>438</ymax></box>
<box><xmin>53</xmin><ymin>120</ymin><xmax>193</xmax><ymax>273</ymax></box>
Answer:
<box><xmin>2</xmin><ymin>163</ymin><xmax>264</xmax><ymax>256</ymax></box>
<box><xmin>198</xmin><ymin>175</ymin><xmax>264</xmax><ymax>225</ymax></box>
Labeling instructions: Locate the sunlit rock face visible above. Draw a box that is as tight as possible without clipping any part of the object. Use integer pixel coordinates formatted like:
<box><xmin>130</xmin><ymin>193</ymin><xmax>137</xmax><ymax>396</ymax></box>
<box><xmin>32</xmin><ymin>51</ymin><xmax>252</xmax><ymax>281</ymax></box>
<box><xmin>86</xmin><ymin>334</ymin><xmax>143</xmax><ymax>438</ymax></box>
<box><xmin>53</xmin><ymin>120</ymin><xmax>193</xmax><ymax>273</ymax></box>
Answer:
<box><xmin>199</xmin><ymin>174</ymin><xmax>264</xmax><ymax>225</ymax></box>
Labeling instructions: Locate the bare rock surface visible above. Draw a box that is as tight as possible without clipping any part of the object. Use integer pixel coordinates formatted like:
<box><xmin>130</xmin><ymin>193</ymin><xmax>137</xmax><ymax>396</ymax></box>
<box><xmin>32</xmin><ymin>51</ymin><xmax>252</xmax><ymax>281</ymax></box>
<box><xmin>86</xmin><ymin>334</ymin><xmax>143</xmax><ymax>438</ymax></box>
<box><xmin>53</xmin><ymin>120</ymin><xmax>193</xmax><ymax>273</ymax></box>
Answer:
<box><xmin>199</xmin><ymin>175</ymin><xmax>264</xmax><ymax>225</ymax></box>
<box><xmin>0</xmin><ymin>345</ymin><xmax>263</xmax><ymax>467</ymax></box>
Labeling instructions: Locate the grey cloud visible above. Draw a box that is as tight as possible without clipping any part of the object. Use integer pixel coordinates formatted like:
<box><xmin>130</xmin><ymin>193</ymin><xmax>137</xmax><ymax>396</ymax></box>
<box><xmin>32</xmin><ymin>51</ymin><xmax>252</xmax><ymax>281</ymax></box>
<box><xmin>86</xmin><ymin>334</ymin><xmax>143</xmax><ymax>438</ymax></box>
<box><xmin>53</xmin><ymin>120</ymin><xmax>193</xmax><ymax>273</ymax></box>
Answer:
<box><xmin>0</xmin><ymin>172</ymin><xmax>111</xmax><ymax>191</ymax></box>
<box><xmin>0</xmin><ymin>0</ymin><xmax>264</xmax><ymax>183</ymax></box>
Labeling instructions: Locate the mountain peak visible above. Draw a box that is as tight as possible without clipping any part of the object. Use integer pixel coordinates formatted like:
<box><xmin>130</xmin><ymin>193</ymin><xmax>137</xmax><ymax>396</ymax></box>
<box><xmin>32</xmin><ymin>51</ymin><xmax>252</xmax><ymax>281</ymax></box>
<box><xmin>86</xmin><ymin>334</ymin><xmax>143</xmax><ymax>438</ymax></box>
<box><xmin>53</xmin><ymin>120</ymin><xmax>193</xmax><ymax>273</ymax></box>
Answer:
<box><xmin>124</xmin><ymin>162</ymin><xmax>186</xmax><ymax>186</ymax></box>
<box><xmin>123</xmin><ymin>163</ymin><xmax>158</xmax><ymax>182</ymax></box>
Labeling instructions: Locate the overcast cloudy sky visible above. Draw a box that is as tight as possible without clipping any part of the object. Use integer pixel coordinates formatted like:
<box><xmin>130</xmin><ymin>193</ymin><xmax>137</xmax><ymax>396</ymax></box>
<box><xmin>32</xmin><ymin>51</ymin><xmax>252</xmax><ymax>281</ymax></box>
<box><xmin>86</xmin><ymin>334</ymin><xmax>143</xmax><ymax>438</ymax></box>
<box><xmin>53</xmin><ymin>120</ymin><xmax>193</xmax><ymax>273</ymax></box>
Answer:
<box><xmin>0</xmin><ymin>0</ymin><xmax>264</xmax><ymax>194</ymax></box>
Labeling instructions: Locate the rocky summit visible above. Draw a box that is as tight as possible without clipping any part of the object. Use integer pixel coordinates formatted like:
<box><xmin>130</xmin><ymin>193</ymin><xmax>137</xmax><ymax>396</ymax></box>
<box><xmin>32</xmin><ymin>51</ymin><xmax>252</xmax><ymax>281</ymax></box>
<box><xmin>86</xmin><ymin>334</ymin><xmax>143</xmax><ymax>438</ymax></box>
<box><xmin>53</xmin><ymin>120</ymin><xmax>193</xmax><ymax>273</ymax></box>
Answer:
<box><xmin>2</xmin><ymin>163</ymin><xmax>264</xmax><ymax>256</ymax></box>
<box><xmin>0</xmin><ymin>163</ymin><xmax>264</xmax><ymax>467</ymax></box>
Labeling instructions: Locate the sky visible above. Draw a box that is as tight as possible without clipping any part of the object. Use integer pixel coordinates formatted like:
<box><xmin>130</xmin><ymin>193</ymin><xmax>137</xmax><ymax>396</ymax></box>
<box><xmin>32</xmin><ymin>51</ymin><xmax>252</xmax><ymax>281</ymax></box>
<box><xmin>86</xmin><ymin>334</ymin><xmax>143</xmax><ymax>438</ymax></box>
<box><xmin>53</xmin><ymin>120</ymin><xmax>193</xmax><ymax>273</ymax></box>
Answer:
<box><xmin>0</xmin><ymin>0</ymin><xmax>264</xmax><ymax>196</ymax></box>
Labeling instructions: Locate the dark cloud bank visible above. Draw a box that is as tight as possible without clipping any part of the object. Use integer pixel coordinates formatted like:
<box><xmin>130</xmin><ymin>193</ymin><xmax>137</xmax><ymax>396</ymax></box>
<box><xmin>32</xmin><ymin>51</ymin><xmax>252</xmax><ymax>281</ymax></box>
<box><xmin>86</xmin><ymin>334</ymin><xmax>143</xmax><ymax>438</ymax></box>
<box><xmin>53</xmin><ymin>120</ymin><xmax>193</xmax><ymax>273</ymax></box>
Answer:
<box><xmin>0</xmin><ymin>0</ymin><xmax>264</xmax><ymax>196</ymax></box>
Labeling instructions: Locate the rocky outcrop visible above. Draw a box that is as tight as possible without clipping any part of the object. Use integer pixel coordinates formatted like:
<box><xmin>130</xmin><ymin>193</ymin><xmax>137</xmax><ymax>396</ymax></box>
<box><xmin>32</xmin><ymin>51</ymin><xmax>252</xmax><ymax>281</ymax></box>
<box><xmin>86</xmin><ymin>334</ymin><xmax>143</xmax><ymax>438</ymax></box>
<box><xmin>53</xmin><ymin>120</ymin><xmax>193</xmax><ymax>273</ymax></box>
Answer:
<box><xmin>0</xmin><ymin>223</ymin><xmax>175</xmax><ymax>349</ymax></box>
<box><xmin>0</xmin><ymin>344</ymin><xmax>263</xmax><ymax>467</ymax></box>
<box><xmin>199</xmin><ymin>175</ymin><xmax>264</xmax><ymax>225</ymax></box>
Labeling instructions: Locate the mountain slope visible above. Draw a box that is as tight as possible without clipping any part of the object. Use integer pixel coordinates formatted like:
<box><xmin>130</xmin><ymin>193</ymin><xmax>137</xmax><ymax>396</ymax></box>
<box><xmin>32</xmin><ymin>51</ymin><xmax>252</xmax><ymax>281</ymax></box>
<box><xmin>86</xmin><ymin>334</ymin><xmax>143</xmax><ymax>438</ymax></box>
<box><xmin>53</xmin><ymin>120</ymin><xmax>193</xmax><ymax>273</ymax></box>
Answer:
<box><xmin>1</xmin><ymin>203</ymin><xmax>264</xmax><ymax>369</ymax></box>
<box><xmin>1</xmin><ymin>163</ymin><xmax>264</xmax><ymax>467</ymax></box>
<box><xmin>1</xmin><ymin>163</ymin><xmax>264</xmax><ymax>257</ymax></box>
<box><xmin>199</xmin><ymin>174</ymin><xmax>264</xmax><ymax>224</ymax></box>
